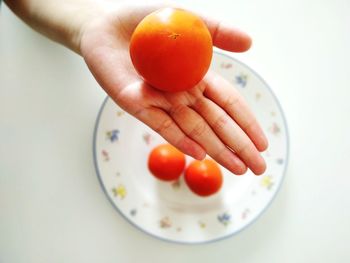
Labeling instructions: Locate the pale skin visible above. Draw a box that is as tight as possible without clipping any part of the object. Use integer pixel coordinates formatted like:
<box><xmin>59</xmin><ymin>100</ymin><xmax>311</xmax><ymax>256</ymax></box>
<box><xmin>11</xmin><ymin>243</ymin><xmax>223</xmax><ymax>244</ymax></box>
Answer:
<box><xmin>5</xmin><ymin>0</ymin><xmax>268</xmax><ymax>175</ymax></box>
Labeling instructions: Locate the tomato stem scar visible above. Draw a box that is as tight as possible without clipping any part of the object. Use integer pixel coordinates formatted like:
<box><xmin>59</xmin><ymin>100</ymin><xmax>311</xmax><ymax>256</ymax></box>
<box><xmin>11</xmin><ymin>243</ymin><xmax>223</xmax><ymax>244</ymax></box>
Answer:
<box><xmin>169</xmin><ymin>33</ymin><xmax>180</xmax><ymax>39</ymax></box>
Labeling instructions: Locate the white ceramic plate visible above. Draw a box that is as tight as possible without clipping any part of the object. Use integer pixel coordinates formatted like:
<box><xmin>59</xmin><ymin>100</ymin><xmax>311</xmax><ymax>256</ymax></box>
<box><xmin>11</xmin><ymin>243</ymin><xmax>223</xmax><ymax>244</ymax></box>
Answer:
<box><xmin>93</xmin><ymin>52</ymin><xmax>289</xmax><ymax>244</ymax></box>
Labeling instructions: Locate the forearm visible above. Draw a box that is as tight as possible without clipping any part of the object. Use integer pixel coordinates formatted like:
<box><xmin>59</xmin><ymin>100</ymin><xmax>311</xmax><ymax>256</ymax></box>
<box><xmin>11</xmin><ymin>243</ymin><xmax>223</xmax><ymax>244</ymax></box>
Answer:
<box><xmin>4</xmin><ymin>0</ymin><xmax>106</xmax><ymax>54</ymax></box>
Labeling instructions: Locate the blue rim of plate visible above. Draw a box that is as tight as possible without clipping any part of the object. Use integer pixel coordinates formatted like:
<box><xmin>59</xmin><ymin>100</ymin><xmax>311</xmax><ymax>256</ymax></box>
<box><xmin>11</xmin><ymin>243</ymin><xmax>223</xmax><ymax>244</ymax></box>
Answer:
<box><xmin>92</xmin><ymin>51</ymin><xmax>290</xmax><ymax>245</ymax></box>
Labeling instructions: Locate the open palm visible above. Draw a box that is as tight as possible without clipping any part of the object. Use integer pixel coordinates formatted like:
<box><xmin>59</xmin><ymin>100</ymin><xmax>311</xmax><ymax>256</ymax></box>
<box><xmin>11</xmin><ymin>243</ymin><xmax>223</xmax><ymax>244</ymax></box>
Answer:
<box><xmin>80</xmin><ymin>3</ymin><xmax>268</xmax><ymax>175</ymax></box>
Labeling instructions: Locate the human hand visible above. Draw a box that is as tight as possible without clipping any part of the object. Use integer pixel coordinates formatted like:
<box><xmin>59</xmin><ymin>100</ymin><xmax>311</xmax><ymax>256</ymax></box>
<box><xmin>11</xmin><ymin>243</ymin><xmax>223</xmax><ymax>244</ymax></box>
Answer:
<box><xmin>80</xmin><ymin>3</ymin><xmax>268</xmax><ymax>175</ymax></box>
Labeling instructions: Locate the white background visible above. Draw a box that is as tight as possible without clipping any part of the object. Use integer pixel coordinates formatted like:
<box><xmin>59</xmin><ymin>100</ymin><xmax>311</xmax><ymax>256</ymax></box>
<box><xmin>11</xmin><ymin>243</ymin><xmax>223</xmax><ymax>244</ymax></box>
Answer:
<box><xmin>1</xmin><ymin>0</ymin><xmax>350</xmax><ymax>262</ymax></box>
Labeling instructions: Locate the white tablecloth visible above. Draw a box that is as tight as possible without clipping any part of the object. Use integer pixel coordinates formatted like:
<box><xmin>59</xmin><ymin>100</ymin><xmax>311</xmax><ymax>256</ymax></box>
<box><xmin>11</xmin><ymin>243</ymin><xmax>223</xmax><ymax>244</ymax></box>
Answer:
<box><xmin>1</xmin><ymin>0</ymin><xmax>349</xmax><ymax>262</ymax></box>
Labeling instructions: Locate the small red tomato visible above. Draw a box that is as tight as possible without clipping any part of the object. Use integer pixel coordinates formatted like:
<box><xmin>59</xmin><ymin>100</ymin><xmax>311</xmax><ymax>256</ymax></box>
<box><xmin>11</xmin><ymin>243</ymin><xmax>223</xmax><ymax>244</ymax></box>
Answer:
<box><xmin>148</xmin><ymin>143</ymin><xmax>186</xmax><ymax>181</ymax></box>
<box><xmin>185</xmin><ymin>159</ymin><xmax>223</xmax><ymax>197</ymax></box>
<box><xmin>129</xmin><ymin>7</ymin><xmax>213</xmax><ymax>92</ymax></box>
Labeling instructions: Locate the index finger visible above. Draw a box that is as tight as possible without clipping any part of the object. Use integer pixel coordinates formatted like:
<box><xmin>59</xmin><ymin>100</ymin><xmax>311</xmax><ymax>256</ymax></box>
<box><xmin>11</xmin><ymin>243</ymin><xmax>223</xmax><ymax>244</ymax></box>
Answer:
<box><xmin>201</xmin><ymin>16</ymin><xmax>252</xmax><ymax>52</ymax></box>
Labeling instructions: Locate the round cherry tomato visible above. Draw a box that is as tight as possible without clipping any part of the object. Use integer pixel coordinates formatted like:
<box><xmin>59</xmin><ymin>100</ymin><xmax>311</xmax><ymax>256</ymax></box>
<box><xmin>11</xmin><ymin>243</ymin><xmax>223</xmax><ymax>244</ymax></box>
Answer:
<box><xmin>148</xmin><ymin>143</ymin><xmax>186</xmax><ymax>181</ymax></box>
<box><xmin>185</xmin><ymin>159</ymin><xmax>223</xmax><ymax>197</ymax></box>
<box><xmin>129</xmin><ymin>7</ymin><xmax>213</xmax><ymax>92</ymax></box>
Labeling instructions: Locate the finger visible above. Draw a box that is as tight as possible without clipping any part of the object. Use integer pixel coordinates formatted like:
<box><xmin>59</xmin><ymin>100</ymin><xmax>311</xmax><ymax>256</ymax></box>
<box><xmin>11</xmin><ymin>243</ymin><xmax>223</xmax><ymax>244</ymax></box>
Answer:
<box><xmin>135</xmin><ymin>107</ymin><xmax>206</xmax><ymax>160</ymax></box>
<box><xmin>201</xmin><ymin>17</ymin><xmax>252</xmax><ymax>52</ymax></box>
<box><xmin>203</xmin><ymin>73</ymin><xmax>268</xmax><ymax>152</ymax></box>
<box><xmin>192</xmin><ymin>97</ymin><xmax>266</xmax><ymax>175</ymax></box>
<box><xmin>114</xmin><ymin>3</ymin><xmax>172</xmax><ymax>35</ymax></box>
<box><xmin>168</xmin><ymin>104</ymin><xmax>247</xmax><ymax>175</ymax></box>
<box><xmin>122</xmin><ymin>4</ymin><xmax>252</xmax><ymax>52</ymax></box>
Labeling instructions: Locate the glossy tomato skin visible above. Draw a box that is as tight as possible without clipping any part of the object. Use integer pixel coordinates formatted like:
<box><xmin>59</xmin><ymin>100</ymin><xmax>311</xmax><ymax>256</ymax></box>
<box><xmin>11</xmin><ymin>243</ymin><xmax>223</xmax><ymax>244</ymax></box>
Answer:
<box><xmin>148</xmin><ymin>144</ymin><xmax>186</xmax><ymax>181</ymax></box>
<box><xmin>185</xmin><ymin>159</ymin><xmax>223</xmax><ymax>197</ymax></box>
<box><xmin>129</xmin><ymin>8</ymin><xmax>213</xmax><ymax>92</ymax></box>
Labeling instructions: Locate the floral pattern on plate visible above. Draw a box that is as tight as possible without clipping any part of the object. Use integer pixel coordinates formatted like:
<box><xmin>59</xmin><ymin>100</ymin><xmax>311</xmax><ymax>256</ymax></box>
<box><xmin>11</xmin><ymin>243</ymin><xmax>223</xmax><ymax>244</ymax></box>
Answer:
<box><xmin>93</xmin><ymin>52</ymin><xmax>289</xmax><ymax>244</ymax></box>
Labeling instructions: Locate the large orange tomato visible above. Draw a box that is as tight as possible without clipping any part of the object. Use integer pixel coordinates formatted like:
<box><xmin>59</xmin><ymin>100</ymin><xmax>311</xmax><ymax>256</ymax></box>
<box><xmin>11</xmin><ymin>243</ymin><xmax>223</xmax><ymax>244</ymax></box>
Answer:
<box><xmin>148</xmin><ymin>143</ymin><xmax>186</xmax><ymax>181</ymax></box>
<box><xmin>184</xmin><ymin>159</ymin><xmax>223</xmax><ymax>197</ymax></box>
<box><xmin>129</xmin><ymin>8</ymin><xmax>213</xmax><ymax>92</ymax></box>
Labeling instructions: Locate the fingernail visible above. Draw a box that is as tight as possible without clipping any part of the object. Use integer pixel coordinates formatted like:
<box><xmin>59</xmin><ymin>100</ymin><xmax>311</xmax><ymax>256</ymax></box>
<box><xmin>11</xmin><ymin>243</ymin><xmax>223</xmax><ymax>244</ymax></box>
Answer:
<box><xmin>253</xmin><ymin>155</ymin><xmax>266</xmax><ymax>175</ymax></box>
<box><xmin>193</xmin><ymin>149</ymin><xmax>206</xmax><ymax>160</ymax></box>
<box><xmin>185</xmin><ymin>142</ymin><xmax>206</xmax><ymax>160</ymax></box>
<box><xmin>234</xmin><ymin>165</ymin><xmax>247</xmax><ymax>175</ymax></box>
<box><xmin>228</xmin><ymin>152</ymin><xmax>247</xmax><ymax>175</ymax></box>
<box><xmin>258</xmin><ymin>132</ymin><xmax>269</xmax><ymax>152</ymax></box>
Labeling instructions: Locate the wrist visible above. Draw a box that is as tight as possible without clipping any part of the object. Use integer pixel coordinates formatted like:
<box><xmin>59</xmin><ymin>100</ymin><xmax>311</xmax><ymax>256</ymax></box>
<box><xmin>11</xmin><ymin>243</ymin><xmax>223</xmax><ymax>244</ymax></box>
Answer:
<box><xmin>5</xmin><ymin>0</ymin><xmax>110</xmax><ymax>54</ymax></box>
<box><xmin>39</xmin><ymin>0</ymin><xmax>108</xmax><ymax>55</ymax></box>
<box><xmin>64</xmin><ymin>0</ymin><xmax>114</xmax><ymax>54</ymax></box>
